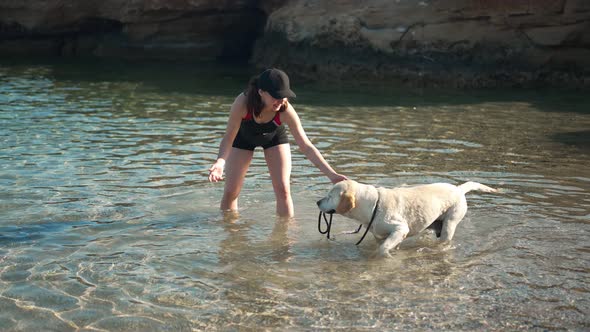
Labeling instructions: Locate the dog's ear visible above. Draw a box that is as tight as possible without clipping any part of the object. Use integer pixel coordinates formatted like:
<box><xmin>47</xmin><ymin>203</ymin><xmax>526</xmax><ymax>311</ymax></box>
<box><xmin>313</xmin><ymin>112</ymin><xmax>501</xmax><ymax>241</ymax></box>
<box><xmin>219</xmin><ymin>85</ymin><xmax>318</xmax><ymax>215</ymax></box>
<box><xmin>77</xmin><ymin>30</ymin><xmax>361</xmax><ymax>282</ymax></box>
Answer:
<box><xmin>336</xmin><ymin>190</ymin><xmax>355</xmax><ymax>214</ymax></box>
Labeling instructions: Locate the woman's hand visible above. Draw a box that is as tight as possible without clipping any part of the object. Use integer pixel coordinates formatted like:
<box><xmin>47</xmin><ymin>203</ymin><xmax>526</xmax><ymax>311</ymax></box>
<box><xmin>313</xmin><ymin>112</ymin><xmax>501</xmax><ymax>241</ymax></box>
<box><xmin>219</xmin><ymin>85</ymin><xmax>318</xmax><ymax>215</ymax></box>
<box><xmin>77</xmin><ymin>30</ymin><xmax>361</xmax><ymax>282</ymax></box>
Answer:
<box><xmin>208</xmin><ymin>159</ymin><xmax>225</xmax><ymax>182</ymax></box>
<box><xmin>329</xmin><ymin>173</ymin><xmax>348</xmax><ymax>184</ymax></box>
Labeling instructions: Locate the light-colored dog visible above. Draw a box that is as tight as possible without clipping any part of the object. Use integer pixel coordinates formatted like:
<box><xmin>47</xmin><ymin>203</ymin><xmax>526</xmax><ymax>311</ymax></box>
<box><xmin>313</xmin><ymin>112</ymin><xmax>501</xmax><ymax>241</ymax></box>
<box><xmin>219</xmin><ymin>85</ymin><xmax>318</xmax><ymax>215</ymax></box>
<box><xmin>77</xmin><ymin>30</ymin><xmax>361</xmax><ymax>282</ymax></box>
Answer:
<box><xmin>316</xmin><ymin>179</ymin><xmax>497</xmax><ymax>257</ymax></box>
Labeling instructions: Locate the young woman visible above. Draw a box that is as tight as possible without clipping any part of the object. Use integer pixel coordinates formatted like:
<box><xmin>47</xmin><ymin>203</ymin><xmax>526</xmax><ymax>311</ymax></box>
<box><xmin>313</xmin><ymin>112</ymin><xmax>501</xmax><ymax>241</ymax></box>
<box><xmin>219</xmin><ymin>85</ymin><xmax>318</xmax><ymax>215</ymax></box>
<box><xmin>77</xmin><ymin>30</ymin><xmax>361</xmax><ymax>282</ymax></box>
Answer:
<box><xmin>208</xmin><ymin>68</ymin><xmax>346</xmax><ymax>217</ymax></box>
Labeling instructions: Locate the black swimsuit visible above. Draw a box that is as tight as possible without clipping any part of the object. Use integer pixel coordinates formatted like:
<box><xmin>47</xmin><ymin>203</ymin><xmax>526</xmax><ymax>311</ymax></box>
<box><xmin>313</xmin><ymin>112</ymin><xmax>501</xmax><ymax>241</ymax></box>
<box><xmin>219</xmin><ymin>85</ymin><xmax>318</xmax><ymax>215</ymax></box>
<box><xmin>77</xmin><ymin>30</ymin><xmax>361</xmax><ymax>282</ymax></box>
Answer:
<box><xmin>232</xmin><ymin>109</ymin><xmax>289</xmax><ymax>150</ymax></box>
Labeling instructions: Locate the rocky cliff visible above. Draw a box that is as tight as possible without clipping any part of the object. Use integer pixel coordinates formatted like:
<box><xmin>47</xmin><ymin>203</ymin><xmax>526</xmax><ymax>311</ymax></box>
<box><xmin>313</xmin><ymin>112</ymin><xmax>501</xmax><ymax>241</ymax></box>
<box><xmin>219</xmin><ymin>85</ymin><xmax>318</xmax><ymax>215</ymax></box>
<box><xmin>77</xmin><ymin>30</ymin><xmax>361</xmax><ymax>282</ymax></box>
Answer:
<box><xmin>254</xmin><ymin>0</ymin><xmax>590</xmax><ymax>87</ymax></box>
<box><xmin>0</xmin><ymin>0</ymin><xmax>275</xmax><ymax>61</ymax></box>
<box><xmin>1</xmin><ymin>0</ymin><xmax>589</xmax><ymax>87</ymax></box>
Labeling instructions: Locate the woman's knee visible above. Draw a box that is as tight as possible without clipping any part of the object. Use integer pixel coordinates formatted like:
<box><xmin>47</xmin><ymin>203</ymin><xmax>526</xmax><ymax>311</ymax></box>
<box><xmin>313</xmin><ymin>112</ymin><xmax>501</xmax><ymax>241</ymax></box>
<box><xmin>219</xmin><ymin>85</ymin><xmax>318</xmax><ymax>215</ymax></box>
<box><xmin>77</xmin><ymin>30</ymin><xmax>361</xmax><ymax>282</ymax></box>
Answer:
<box><xmin>272</xmin><ymin>183</ymin><xmax>291</xmax><ymax>200</ymax></box>
<box><xmin>223</xmin><ymin>185</ymin><xmax>242</xmax><ymax>202</ymax></box>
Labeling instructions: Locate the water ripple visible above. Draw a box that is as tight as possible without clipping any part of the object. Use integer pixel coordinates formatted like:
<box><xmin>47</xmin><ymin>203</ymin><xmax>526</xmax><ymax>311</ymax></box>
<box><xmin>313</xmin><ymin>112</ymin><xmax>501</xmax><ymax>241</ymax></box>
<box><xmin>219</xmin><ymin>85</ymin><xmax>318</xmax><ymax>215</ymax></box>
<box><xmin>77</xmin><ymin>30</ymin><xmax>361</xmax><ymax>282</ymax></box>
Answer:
<box><xmin>1</xmin><ymin>62</ymin><xmax>589</xmax><ymax>330</ymax></box>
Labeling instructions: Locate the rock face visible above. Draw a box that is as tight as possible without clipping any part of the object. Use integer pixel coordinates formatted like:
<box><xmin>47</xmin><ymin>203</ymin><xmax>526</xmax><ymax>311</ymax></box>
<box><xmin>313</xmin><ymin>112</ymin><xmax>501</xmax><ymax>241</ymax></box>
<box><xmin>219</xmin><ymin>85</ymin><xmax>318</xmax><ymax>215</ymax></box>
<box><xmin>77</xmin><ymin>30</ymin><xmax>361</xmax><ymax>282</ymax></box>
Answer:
<box><xmin>1</xmin><ymin>0</ymin><xmax>588</xmax><ymax>87</ymax></box>
<box><xmin>253</xmin><ymin>0</ymin><xmax>590</xmax><ymax>87</ymax></box>
<box><xmin>0</xmin><ymin>0</ymin><xmax>273</xmax><ymax>61</ymax></box>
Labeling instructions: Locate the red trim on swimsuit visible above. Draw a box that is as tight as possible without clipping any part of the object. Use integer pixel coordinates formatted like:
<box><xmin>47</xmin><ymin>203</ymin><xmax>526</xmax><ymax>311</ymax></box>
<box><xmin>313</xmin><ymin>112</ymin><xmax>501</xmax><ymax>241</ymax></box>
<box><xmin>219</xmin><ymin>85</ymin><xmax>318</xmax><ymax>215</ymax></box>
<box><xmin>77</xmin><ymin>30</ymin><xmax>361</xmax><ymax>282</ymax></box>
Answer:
<box><xmin>273</xmin><ymin>113</ymin><xmax>282</xmax><ymax>126</ymax></box>
<box><xmin>243</xmin><ymin>110</ymin><xmax>281</xmax><ymax>126</ymax></box>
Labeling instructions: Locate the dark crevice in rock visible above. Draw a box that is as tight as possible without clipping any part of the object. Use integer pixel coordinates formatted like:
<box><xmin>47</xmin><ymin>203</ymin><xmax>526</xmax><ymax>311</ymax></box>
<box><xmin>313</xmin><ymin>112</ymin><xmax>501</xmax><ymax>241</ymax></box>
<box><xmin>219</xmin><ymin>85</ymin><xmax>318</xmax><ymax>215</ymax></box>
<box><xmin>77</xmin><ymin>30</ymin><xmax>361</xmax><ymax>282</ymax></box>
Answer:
<box><xmin>0</xmin><ymin>18</ymin><xmax>123</xmax><ymax>39</ymax></box>
<box><xmin>0</xmin><ymin>7</ymin><xmax>266</xmax><ymax>63</ymax></box>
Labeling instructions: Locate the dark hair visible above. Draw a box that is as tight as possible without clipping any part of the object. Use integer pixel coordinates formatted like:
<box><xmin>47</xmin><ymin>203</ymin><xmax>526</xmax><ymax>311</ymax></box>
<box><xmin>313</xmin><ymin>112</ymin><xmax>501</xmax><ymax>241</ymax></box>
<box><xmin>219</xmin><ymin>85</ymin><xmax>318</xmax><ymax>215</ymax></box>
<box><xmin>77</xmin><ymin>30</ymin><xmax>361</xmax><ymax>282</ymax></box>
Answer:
<box><xmin>245</xmin><ymin>75</ymin><xmax>287</xmax><ymax>118</ymax></box>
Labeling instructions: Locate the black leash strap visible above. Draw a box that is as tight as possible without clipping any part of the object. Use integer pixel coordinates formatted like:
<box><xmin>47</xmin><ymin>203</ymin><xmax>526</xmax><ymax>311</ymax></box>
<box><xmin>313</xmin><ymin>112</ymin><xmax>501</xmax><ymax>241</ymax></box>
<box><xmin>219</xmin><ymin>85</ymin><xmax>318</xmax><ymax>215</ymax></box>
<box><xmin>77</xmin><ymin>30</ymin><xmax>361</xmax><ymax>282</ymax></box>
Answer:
<box><xmin>318</xmin><ymin>211</ymin><xmax>333</xmax><ymax>239</ymax></box>
<box><xmin>355</xmin><ymin>197</ymin><xmax>380</xmax><ymax>245</ymax></box>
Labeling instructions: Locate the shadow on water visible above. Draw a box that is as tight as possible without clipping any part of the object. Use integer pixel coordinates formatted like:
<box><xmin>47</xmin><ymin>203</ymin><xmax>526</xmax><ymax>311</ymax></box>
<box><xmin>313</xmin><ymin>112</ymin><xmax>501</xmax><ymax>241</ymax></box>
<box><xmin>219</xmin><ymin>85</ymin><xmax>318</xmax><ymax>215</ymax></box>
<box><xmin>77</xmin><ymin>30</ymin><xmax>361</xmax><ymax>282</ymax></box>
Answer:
<box><xmin>0</xmin><ymin>222</ymin><xmax>83</xmax><ymax>246</ymax></box>
<box><xmin>550</xmin><ymin>130</ymin><xmax>590</xmax><ymax>150</ymax></box>
<box><xmin>2</xmin><ymin>56</ymin><xmax>589</xmax><ymax>114</ymax></box>
<box><xmin>0</xmin><ymin>56</ymin><xmax>251</xmax><ymax>97</ymax></box>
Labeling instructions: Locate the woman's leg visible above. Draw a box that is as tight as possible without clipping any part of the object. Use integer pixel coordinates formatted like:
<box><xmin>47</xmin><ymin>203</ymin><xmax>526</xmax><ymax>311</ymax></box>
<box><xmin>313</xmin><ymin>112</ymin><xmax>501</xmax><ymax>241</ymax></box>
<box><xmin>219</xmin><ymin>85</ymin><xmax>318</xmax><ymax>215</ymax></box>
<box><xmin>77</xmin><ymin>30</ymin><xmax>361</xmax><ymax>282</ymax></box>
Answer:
<box><xmin>221</xmin><ymin>147</ymin><xmax>254</xmax><ymax>211</ymax></box>
<box><xmin>264</xmin><ymin>143</ymin><xmax>293</xmax><ymax>217</ymax></box>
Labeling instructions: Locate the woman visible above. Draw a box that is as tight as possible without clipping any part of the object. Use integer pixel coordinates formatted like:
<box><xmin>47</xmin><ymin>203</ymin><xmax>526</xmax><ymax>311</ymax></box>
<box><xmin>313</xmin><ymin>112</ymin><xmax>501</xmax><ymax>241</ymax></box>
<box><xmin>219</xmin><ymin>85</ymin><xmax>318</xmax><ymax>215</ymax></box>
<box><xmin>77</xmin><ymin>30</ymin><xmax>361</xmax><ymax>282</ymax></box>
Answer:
<box><xmin>208</xmin><ymin>68</ymin><xmax>346</xmax><ymax>217</ymax></box>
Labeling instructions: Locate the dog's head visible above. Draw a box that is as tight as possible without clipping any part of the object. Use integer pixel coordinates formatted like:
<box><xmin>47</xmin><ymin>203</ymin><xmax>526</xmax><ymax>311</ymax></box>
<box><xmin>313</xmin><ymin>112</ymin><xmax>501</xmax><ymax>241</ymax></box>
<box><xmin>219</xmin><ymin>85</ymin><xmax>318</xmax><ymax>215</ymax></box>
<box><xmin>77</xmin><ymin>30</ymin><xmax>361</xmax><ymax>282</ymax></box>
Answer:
<box><xmin>316</xmin><ymin>180</ymin><xmax>358</xmax><ymax>214</ymax></box>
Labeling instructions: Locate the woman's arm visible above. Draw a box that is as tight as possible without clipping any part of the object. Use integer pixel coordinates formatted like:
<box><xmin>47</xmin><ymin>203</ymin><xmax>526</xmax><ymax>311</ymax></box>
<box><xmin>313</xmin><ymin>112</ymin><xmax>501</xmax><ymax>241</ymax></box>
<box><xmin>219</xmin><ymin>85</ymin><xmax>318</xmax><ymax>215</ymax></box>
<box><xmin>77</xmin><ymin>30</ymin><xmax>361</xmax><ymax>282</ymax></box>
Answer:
<box><xmin>282</xmin><ymin>103</ymin><xmax>346</xmax><ymax>183</ymax></box>
<box><xmin>208</xmin><ymin>94</ymin><xmax>247</xmax><ymax>182</ymax></box>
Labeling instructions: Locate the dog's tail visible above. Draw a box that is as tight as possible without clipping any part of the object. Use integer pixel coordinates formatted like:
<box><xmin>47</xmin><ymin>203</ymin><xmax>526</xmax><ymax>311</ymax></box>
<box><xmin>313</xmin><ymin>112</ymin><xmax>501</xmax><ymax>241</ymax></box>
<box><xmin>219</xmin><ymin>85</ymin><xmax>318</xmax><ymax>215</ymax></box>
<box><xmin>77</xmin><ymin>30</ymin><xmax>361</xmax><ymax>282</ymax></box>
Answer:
<box><xmin>459</xmin><ymin>181</ymin><xmax>497</xmax><ymax>194</ymax></box>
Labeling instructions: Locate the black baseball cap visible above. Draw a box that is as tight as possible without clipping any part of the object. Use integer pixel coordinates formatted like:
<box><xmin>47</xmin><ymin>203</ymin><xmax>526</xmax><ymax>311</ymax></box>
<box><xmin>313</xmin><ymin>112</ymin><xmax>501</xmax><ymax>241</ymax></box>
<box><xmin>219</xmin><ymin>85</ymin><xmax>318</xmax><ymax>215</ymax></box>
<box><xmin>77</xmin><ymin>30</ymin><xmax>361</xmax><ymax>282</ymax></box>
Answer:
<box><xmin>258</xmin><ymin>68</ymin><xmax>296</xmax><ymax>99</ymax></box>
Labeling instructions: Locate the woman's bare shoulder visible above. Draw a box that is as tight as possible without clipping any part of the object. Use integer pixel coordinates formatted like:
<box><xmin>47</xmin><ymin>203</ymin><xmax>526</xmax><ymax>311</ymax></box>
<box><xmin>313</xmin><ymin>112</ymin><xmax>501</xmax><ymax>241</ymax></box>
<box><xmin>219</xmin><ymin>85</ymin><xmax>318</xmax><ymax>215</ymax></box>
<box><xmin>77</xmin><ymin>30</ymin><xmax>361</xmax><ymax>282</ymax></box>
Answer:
<box><xmin>235</xmin><ymin>92</ymin><xmax>247</xmax><ymax>102</ymax></box>
<box><xmin>230</xmin><ymin>93</ymin><xmax>248</xmax><ymax>116</ymax></box>
<box><xmin>282</xmin><ymin>102</ymin><xmax>299</xmax><ymax>121</ymax></box>
<box><xmin>233</xmin><ymin>92</ymin><xmax>248</xmax><ymax>106</ymax></box>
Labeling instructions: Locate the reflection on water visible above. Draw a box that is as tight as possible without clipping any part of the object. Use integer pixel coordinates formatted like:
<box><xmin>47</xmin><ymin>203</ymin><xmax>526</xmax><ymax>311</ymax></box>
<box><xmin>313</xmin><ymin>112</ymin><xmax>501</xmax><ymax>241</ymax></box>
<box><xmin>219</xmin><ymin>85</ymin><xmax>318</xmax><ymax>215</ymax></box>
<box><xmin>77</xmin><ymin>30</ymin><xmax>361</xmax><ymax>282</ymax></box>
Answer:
<box><xmin>0</xmin><ymin>59</ymin><xmax>589</xmax><ymax>330</ymax></box>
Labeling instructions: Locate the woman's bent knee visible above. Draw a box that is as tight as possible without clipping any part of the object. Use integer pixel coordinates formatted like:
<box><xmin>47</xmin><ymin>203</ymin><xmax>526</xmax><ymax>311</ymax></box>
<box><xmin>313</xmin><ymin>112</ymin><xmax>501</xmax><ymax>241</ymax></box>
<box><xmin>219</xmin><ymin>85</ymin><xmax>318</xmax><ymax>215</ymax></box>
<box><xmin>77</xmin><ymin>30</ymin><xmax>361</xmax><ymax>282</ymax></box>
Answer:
<box><xmin>273</xmin><ymin>185</ymin><xmax>291</xmax><ymax>200</ymax></box>
<box><xmin>223</xmin><ymin>188</ymin><xmax>240</xmax><ymax>202</ymax></box>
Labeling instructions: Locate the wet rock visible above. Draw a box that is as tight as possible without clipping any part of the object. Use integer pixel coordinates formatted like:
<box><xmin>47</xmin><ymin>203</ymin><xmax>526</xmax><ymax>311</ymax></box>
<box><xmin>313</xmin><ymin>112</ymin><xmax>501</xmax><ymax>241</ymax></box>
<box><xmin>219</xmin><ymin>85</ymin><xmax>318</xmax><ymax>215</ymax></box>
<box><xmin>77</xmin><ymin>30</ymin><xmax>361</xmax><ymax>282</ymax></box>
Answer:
<box><xmin>253</xmin><ymin>0</ymin><xmax>590</xmax><ymax>88</ymax></box>
<box><xmin>0</xmin><ymin>0</ymin><xmax>267</xmax><ymax>61</ymax></box>
<box><xmin>0</xmin><ymin>0</ymin><xmax>588</xmax><ymax>87</ymax></box>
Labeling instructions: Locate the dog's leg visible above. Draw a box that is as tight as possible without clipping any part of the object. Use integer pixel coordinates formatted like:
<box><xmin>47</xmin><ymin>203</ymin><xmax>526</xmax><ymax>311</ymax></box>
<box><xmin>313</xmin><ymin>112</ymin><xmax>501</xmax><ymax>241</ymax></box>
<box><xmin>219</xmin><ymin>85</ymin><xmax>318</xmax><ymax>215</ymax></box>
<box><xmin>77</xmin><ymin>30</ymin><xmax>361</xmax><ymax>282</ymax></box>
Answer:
<box><xmin>376</xmin><ymin>223</ymin><xmax>409</xmax><ymax>258</ymax></box>
<box><xmin>440</xmin><ymin>197</ymin><xmax>468</xmax><ymax>242</ymax></box>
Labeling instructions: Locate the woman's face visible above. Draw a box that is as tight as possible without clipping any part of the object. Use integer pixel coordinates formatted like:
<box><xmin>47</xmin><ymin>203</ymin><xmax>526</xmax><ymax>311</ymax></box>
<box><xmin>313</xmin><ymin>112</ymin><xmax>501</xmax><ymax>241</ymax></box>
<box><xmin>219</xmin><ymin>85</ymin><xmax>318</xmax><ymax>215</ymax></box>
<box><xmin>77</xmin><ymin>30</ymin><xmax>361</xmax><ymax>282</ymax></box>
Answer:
<box><xmin>259</xmin><ymin>89</ymin><xmax>287</xmax><ymax>112</ymax></box>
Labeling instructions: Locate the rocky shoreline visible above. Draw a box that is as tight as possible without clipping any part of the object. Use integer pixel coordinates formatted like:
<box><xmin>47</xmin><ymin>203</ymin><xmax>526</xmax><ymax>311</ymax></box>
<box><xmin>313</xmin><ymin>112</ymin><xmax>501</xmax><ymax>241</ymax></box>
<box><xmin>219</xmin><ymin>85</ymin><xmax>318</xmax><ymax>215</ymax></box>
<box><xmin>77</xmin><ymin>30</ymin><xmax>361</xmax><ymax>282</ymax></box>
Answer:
<box><xmin>253</xmin><ymin>32</ymin><xmax>589</xmax><ymax>89</ymax></box>
<box><xmin>1</xmin><ymin>0</ymin><xmax>589</xmax><ymax>88</ymax></box>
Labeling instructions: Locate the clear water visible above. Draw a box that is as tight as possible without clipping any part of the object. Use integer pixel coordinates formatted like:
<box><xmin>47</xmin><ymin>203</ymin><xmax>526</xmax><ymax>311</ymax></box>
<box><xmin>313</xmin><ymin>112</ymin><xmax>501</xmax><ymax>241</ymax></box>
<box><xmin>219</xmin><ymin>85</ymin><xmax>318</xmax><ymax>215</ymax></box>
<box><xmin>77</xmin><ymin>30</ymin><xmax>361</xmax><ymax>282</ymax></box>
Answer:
<box><xmin>1</xmin><ymin>59</ymin><xmax>589</xmax><ymax>331</ymax></box>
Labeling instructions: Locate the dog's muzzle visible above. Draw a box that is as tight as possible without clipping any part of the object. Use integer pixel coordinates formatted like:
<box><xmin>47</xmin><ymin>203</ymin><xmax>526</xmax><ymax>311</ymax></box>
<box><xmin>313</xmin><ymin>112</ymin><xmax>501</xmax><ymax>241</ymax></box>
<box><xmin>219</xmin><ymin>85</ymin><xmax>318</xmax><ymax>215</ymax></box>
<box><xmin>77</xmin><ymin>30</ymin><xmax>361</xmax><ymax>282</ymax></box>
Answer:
<box><xmin>316</xmin><ymin>193</ymin><xmax>381</xmax><ymax>246</ymax></box>
<box><xmin>316</xmin><ymin>199</ymin><xmax>335</xmax><ymax>214</ymax></box>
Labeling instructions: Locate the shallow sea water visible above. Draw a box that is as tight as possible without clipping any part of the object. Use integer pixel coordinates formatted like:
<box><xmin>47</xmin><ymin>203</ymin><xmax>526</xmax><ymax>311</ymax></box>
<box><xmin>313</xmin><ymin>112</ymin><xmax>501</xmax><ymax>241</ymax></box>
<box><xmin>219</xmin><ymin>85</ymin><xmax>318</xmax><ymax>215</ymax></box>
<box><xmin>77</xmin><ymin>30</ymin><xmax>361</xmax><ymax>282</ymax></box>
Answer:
<box><xmin>0</xmin><ymin>59</ymin><xmax>589</xmax><ymax>331</ymax></box>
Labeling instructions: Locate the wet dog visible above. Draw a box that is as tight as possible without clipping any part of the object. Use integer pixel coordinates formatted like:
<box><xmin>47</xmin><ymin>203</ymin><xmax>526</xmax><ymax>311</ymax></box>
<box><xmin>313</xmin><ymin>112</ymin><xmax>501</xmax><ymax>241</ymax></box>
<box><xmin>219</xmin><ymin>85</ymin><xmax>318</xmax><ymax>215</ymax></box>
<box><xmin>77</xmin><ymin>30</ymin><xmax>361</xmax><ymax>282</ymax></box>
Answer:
<box><xmin>317</xmin><ymin>179</ymin><xmax>497</xmax><ymax>257</ymax></box>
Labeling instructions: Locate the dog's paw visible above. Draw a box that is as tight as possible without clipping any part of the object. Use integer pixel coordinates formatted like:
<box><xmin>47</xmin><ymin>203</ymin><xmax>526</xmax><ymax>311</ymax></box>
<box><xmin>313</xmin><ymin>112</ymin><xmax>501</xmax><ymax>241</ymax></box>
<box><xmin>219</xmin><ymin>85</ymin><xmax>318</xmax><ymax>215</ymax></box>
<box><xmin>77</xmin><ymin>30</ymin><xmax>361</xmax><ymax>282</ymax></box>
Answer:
<box><xmin>372</xmin><ymin>248</ymin><xmax>394</xmax><ymax>259</ymax></box>
<box><xmin>416</xmin><ymin>247</ymin><xmax>437</xmax><ymax>253</ymax></box>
